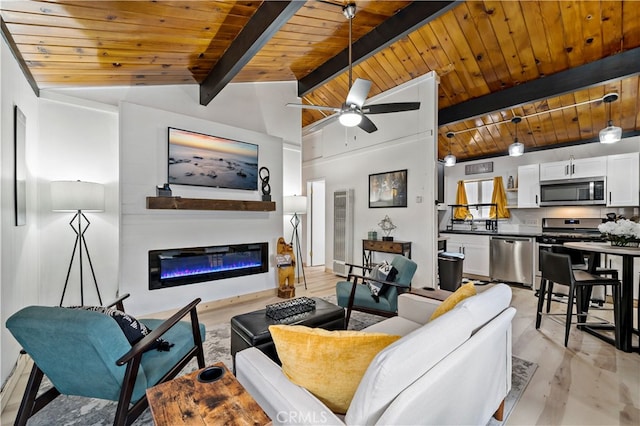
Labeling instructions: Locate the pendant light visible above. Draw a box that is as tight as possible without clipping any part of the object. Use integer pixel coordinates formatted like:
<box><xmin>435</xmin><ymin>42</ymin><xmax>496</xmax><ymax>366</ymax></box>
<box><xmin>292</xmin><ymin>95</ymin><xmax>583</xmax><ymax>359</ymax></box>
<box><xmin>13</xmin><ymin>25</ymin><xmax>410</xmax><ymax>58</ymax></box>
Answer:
<box><xmin>508</xmin><ymin>116</ymin><xmax>524</xmax><ymax>157</ymax></box>
<box><xmin>444</xmin><ymin>132</ymin><xmax>456</xmax><ymax>166</ymax></box>
<box><xmin>599</xmin><ymin>93</ymin><xmax>622</xmax><ymax>144</ymax></box>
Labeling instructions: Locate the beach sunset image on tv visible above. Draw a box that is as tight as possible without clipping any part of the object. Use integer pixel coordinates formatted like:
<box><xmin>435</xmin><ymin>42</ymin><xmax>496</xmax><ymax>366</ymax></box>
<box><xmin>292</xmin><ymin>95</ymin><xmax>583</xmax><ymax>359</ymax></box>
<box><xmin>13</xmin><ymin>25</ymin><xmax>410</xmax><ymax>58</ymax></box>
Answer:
<box><xmin>168</xmin><ymin>127</ymin><xmax>259</xmax><ymax>190</ymax></box>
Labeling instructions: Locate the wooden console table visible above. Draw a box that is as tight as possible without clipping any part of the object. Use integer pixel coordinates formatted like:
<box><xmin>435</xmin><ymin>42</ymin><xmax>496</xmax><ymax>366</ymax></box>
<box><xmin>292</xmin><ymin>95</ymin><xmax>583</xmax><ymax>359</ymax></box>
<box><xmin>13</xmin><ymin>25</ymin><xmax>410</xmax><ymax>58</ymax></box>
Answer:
<box><xmin>146</xmin><ymin>362</ymin><xmax>270</xmax><ymax>425</ymax></box>
<box><xmin>362</xmin><ymin>239</ymin><xmax>412</xmax><ymax>266</ymax></box>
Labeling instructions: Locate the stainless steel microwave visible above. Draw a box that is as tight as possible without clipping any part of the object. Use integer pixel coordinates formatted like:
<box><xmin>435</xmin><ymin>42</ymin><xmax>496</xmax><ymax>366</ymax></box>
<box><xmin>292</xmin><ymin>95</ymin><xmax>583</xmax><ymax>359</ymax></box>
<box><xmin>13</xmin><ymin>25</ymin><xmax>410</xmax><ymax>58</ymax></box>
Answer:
<box><xmin>539</xmin><ymin>177</ymin><xmax>606</xmax><ymax>206</ymax></box>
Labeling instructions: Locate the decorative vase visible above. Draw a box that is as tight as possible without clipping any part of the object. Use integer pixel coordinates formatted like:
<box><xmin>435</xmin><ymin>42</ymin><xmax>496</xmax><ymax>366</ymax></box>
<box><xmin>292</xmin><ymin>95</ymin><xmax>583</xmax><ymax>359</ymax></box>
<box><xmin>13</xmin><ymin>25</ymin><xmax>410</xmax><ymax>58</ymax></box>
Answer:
<box><xmin>609</xmin><ymin>236</ymin><xmax>640</xmax><ymax>248</ymax></box>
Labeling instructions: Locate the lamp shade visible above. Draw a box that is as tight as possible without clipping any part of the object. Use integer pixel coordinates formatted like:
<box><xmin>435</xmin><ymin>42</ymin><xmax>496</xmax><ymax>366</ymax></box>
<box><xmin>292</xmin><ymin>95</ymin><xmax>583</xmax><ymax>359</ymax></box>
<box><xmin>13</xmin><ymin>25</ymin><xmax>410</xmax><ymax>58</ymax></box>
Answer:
<box><xmin>599</xmin><ymin>124</ymin><xmax>622</xmax><ymax>144</ymax></box>
<box><xmin>444</xmin><ymin>153</ymin><xmax>456</xmax><ymax>167</ymax></box>
<box><xmin>51</xmin><ymin>180</ymin><xmax>105</xmax><ymax>212</ymax></box>
<box><xmin>283</xmin><ymin>195</ymin><xmax>307</xmax><ymax>214</ymax></box>
<box><xmin>508</xmin><ymin>141</ymin><xmax>524</xmax><ymax>157</ymax></box>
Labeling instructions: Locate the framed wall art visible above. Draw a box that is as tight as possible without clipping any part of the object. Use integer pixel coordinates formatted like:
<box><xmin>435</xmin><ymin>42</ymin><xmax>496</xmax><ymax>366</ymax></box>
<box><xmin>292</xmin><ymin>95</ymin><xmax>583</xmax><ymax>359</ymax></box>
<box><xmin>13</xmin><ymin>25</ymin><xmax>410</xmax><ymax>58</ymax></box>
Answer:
<box><xmin>14</xmin><ymin>105</ymin><xmax>26</xmax><ymax>226</ymax></box>
<box><xmin>368</xmin><ymin>169</ymin><xmax>407</xmax><ymax>208</ymax></box>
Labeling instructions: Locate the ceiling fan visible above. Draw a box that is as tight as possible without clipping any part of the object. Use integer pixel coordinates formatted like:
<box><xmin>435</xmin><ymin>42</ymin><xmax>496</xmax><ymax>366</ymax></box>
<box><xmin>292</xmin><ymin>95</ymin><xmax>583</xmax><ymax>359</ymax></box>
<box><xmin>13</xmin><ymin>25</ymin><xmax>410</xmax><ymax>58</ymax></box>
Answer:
<box><xmin>287</xmin><ymin>3</ymin><xmax>421</xmax><ymax>134</ymax></box>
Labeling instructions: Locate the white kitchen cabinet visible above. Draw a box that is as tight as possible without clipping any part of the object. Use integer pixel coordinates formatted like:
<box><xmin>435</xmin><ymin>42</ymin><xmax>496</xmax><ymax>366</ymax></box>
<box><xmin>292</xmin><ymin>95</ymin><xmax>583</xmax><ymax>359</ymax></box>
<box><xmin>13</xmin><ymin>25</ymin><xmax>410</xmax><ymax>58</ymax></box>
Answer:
<box><xmin>445</xmin><ymin>234</ymin><xmax>490</xmax><ymax>277</ymax></box>
<box><xmin>607</xmin><ymin>152</ymin><xmax>639</xmax><ymax>207</ymax></box>
<box><xmin>517</xmin><ymin>164</ymin><xmax>540</xmax><ymax>208</ymax></box>
<box><xmin>539</xmin><ymin>156</ymin><xmax>607</xmax><ymax>181</ymax></box>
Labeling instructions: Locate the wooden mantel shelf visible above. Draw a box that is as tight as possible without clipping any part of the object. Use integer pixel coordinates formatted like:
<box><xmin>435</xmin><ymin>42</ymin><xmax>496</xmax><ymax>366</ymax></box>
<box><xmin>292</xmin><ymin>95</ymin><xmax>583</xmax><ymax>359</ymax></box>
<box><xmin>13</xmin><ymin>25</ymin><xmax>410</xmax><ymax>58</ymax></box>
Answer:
<box><xmin>146</xmin><ymin>197</ymin><xmax>276</xmax><ymax>212</ymax></box>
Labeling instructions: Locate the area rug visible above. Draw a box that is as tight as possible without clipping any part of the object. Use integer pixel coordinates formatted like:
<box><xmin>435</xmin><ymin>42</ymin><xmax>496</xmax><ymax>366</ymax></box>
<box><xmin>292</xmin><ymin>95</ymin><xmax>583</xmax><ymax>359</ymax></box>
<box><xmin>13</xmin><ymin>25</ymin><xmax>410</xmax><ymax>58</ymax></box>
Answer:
<box><xmin>23</xmin><ymin>309</ymin><xmax>535</xmax><ymax>425</ymax></box>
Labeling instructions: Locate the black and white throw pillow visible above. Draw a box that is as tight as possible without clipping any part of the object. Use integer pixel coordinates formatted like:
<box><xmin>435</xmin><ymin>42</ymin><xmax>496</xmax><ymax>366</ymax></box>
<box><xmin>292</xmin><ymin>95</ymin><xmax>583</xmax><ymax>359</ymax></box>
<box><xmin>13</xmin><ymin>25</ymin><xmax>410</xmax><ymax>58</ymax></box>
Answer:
<box><xmin>73</xmin><ymin>306</ymin><xmax>173</xmax><ymax>352</ymax></box>
<box><xmin>366</xmin><ymin>260</ymin><xmax>398</xmax><ymax>300</ymax></box>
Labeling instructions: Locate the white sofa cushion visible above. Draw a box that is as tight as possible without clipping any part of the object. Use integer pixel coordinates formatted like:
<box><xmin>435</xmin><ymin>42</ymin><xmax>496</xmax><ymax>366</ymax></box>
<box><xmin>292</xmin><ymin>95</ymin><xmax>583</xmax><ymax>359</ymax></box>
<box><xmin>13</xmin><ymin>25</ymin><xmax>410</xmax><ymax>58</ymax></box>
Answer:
<box><xmin>362</xmin><ymin>315</ymin><xmax>421</xmax><ymax>336</ymax></box>
<box><xmin>345</xmin><ymin>308</ymin><xmax>474</xmax><ymax>425</ymax></box>
<box><xmin>456</xmin><ymin>284</ymin><xmax>512</xmax><ymax>332</ymax></box>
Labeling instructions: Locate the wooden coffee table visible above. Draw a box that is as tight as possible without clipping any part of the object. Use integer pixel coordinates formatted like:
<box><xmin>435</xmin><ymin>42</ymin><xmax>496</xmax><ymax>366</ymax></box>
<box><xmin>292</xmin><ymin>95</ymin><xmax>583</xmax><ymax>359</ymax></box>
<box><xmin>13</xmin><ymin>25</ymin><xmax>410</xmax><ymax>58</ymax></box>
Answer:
<box><xmin>146</xmin><ymin>362</ymin><xmax>270</xmax><ymax>425</ymax></box>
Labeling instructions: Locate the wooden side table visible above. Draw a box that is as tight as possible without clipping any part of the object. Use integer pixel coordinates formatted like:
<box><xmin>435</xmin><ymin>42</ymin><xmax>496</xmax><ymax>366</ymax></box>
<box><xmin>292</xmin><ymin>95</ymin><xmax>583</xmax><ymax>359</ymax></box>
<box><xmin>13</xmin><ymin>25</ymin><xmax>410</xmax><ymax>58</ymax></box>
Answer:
<box><xmin>362</xmin><ymin>239</ymin><xmax>411</xmax><ymax>266</ymax></box>
<box><xmin>146</xmin><ymin>362</ymin><xmax>270</xmax><ymax>425</ymax></box>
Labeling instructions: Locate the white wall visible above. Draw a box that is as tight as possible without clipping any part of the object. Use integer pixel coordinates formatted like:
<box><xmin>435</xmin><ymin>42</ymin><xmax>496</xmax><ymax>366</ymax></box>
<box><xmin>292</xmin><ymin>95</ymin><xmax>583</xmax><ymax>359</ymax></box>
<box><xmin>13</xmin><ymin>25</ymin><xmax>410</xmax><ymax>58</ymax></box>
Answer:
<box><xmin>302</xmin><ymin>73</ymin><xmax>440</xmax><ymax>287</ymax></box>
<box><xmin>1</xmin><ymin>37</ymin><xmax>41</xmax><ymax>385</ymax></box>
<box><xmin>37</xmin><ymin>100</ymin><xmax>119</xmax><ymax>307</ymax></box>
<box><xmin>119</xmin><ymin>102</ymin><xmax>285</xmax><ymax>314</ymax></box>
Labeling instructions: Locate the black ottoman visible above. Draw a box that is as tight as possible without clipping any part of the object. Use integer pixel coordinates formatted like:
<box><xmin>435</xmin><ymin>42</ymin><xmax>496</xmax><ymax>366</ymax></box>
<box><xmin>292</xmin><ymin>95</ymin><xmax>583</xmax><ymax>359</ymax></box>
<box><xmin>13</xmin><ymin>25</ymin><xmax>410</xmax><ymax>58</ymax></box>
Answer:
<box><xmin>231</xmin><ymin>297</ymin><xmax>345</xmax><ymax>371</ymax></box>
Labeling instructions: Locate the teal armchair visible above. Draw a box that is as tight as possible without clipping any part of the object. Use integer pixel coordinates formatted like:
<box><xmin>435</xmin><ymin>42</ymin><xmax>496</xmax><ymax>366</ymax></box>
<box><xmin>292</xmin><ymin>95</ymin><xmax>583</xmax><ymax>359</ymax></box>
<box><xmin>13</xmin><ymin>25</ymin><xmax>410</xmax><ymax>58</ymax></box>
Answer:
<box><xmin>336</xmin><ymin>255</ymin><xmax>417</xmax><ymax>326</ymax></box>
<box><xmin>5</xmin><ymin>294</ymin><xmax>205</xmax><ymax>426</ymax></box>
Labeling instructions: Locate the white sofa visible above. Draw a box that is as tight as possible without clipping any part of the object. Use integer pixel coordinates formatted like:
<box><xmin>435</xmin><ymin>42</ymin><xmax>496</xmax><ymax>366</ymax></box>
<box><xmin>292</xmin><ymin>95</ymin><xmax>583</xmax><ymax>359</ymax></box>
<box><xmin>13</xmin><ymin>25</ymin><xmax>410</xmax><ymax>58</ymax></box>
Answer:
<box><xmin>236</xmin><ymin>284</ymin><xmax>516</xmax><ymax>425</ymax></box>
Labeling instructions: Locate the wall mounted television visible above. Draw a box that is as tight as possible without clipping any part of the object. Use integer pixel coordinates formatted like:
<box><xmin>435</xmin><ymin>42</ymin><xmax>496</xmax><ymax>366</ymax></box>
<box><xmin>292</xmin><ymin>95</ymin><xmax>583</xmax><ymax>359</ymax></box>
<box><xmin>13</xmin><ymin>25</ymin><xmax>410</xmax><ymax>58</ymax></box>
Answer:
<box><xmin>168</xmin><ymin>127</ymin><xmax>258</xmax><ymax>191</ymax></box>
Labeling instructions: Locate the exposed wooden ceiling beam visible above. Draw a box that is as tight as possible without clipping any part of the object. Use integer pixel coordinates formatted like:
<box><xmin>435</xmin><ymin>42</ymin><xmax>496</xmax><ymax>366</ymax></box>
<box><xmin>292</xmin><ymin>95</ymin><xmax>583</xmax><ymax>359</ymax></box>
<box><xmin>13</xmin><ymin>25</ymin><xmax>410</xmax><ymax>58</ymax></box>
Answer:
<box><xmin>438</xmin><ymin>47</ymin><xmax>640</xmax><ymax>126</ymax></box>
<box><xmin>298</xmin><ymin>1</ymin><xmax>459</xmax><ymax>97</ymax></box>
<box><xmin>1</xmin><ymin>17</ymin><xmax>39</xmax><ymax>97</ymax></box>
<box><xmin>199</xmin><ymin>1</ymin><xmax>304</xmax><ymax>106</ymax></box>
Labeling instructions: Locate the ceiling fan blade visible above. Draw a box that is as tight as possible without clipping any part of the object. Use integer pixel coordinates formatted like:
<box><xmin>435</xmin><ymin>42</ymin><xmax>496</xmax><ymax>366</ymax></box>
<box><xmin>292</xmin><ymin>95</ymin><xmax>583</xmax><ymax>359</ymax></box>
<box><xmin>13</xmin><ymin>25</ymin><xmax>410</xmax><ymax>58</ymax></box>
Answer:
<box><xmin>303</xmin><ymin>115</ymin><xmax>339</xmax><ymax>134</ymax></box>
<box><xmin>357</xmin><ymin>115</ymin><xmax>378</xmax><ymax>133</ymax></box>
<box><xmin>286</xmin><ymin>103</ymin><xmax>340</xmax><ymax>113</ymax></box>
<box><xmin>363</xmin><ymin>102</ymin><xmax>421</xmax><ymax>114</ymax></box>
<box><xmin>345</xmin><ymin>78</ymin><xmax>372</xmax><ymax>108</ymax></box>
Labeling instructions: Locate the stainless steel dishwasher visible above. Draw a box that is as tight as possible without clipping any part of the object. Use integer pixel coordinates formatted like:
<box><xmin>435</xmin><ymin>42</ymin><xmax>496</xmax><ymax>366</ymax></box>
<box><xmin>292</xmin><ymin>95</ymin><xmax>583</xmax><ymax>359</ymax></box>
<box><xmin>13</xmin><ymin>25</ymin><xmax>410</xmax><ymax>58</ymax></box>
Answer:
<box><xmin>490</xmin><ymin>236</ymin><xmax>534</xmax><ymax>286</ymax></box>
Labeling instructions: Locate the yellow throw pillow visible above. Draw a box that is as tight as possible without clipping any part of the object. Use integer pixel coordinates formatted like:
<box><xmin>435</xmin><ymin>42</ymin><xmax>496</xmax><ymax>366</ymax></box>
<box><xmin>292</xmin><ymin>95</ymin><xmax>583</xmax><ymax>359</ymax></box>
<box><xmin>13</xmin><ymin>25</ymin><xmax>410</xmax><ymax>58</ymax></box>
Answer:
<box><xmin>430</xmin><ymin>282</ymin><xmax>476</xmax><ymax>320</ymax></box>
<box><xmin>269</xmin><ymin>324</ymin><xmax>400</xmax><ymax>414</ymax></box>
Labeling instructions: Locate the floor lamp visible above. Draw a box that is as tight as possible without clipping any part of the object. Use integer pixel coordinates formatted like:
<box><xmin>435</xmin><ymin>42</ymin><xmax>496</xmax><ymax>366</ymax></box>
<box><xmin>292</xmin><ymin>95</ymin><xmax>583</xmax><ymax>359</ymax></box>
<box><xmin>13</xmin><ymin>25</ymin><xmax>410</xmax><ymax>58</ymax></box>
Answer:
<box><xmin>283</xmin><ymin>195</ymin><xmax>307</xmax><ymax>290</ymax></box>
<box><xmin>51</xmin><ymin>180</ymin><xmax>105</xmax><ymax>306</ymax></box>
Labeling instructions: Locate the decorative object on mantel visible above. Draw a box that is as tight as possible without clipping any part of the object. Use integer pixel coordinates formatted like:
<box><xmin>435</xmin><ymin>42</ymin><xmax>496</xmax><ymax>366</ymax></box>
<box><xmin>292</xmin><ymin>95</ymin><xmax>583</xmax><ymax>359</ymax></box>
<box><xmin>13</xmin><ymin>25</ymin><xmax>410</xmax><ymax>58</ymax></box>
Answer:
<box><xmin>276</xmin><ymin>237</ymin><xmax>296</xmax><ymax>299</ymax></box>
<box><xmin>156</xmin><ymin>183</ymin><xmax>172</xmax><ymax>197</ymax></box>
<box><xmin>367</xmin><ymin>230</ymin><xmax>378</xmax><ymax>240</ymax></box>
<box><xmin>465</xmin><ymin>161</ymin><xmax>493</xmax><ymax>175</ymax></box>
<box><xmin>378</xmin><ymin>215</ymin><xmax>397</xmax><ymax>241</ymax></box>
<box><xmin>51</xmin><ymin>180</ymin><xmax>105</xmax><ymax>306</ymax></box>
<box><xmin>259</xmin><ymin>167</ymin><xmax>271</xmax><ymax>201</ymax></box>
<box><xmin>598</xmin><ymin>219</ymin><xmax>640</xmax><ymax>247</ymax></box>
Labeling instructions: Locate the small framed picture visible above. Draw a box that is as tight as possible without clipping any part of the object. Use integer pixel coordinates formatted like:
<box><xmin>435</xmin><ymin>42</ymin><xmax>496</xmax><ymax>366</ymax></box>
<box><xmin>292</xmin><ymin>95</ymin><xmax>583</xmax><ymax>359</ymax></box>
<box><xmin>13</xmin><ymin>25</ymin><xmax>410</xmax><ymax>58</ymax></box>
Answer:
<box><xmin>369</xmin><ymin>169</ymin><xmax>407</xmax><ymax>208</ymax></box>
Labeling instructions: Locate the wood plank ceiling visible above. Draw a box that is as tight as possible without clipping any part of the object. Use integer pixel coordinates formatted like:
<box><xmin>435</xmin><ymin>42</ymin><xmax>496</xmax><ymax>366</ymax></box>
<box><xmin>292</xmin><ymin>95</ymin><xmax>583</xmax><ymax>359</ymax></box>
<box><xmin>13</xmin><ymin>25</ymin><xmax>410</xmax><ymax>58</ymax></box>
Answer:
<box><xmin>2</xmin><ymin>1</ymin><xmax>639</xmax><ymax>162</ymax></box>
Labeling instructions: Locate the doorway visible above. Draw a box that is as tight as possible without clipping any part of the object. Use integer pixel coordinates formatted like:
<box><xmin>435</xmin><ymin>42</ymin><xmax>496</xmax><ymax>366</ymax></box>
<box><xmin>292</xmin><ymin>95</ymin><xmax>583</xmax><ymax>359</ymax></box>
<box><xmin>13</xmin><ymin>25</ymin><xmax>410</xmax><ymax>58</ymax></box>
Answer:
<box><xmin>306</xmin><ymin>180</ymin><xmax>326</xmax><ymax>266</ymax></box>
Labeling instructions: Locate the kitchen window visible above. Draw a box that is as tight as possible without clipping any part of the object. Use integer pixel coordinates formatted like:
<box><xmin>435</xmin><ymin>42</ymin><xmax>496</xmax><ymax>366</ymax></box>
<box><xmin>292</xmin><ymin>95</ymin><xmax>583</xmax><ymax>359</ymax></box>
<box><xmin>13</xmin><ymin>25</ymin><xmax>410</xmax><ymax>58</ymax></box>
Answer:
<box><xmin>463</xmin><ymin>178</ymin><xmax>494</xmax><ymax>219</ymax></box>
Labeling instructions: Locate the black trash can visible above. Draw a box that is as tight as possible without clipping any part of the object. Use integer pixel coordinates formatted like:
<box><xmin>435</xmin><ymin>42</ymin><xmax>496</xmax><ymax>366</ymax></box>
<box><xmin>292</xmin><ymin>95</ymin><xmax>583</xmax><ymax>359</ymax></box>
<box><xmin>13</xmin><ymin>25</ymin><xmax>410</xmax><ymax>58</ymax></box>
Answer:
<box><xmin>438</xmin><ymin>252</ymin><xmax>464</xmax><ymax>291</ymax></box>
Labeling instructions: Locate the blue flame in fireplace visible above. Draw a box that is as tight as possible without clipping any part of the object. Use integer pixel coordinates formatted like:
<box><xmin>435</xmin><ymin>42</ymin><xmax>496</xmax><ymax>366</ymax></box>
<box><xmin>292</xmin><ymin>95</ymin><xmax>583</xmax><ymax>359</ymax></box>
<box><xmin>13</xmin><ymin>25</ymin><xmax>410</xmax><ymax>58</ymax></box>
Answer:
<box><xmin>160</xmin><ymin>252</ymin><xmax>262</xmax><ymax>280</ymax></box>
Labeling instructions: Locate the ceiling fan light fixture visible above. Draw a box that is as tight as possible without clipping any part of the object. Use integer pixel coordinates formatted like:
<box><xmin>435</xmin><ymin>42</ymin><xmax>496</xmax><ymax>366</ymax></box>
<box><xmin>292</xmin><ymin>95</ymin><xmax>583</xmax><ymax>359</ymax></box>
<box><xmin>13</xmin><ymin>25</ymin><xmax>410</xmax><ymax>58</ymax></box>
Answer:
<box><xmin>600</xmin><ymin>93</ymin><xmax>621</xmax><ymax>144</ymax></box>
<box><xmin>339</xmin><ymin>110</ymin><xmax>362</xmax><ymax>127</ymax></box>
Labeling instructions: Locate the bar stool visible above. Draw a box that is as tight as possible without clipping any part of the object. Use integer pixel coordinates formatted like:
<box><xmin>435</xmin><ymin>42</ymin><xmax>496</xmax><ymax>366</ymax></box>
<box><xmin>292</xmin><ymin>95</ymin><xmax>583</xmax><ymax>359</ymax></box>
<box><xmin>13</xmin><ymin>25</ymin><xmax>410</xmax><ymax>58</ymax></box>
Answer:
<box><xmin>536</xmin><ymin>250</ymin><xmax>622</xmax><ymax>347</ymax></box>
<box><xmin>550</xmin><ymin>246</ymin><xmax>618</xmax><ymax>305</ymax></box>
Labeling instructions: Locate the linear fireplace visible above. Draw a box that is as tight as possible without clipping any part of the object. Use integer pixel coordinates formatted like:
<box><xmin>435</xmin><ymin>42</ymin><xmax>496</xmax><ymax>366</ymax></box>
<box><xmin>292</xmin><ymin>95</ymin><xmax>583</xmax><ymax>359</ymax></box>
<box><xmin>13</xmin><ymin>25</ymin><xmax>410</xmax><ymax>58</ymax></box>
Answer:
<box><xmin>149</xmin><ymin>242</ymin><xmax>269</xmax><ymax>290</ymax></box>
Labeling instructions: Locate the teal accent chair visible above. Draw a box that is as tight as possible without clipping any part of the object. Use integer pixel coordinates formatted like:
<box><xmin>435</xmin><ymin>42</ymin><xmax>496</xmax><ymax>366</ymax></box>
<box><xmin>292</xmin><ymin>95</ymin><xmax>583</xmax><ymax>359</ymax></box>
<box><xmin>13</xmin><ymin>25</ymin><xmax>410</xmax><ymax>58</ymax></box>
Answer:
<box><xmin>336</xmin><ymin>255</ymin><xmax>418</xmax><ymax>326</ymax></box>
<box><xmin>5</xmin><ymin>294</ymin><xmax>206</xmax><ymax>426</ymax></box>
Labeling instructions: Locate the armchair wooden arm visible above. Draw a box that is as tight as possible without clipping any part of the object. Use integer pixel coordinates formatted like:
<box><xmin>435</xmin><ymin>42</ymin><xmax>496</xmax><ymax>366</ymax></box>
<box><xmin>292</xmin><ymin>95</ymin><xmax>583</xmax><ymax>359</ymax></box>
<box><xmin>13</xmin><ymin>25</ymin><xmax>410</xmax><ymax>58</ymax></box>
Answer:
<box><xmin>105</xmin><ymin>293</ymin><xmax>130</xmax><ymax>311</ymax></box>
<box><xmin>116</xmin><ymin>298</ymin><xmax>202</xmax><ymax>366</ymax></box>
<box><xmin>113</xmin><ymin>298</ymin><xmax>204</xmax><ymax>426</ymax></box>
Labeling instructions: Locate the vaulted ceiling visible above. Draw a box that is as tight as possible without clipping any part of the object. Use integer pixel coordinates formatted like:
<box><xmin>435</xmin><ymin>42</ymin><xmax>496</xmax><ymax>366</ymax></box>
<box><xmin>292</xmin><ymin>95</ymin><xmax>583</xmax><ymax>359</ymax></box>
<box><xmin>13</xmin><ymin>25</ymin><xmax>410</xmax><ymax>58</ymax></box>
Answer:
<box><xmin>2</xmin><ymin>1</ymin><xmax>639</xmax><ymax>162</ymax></box>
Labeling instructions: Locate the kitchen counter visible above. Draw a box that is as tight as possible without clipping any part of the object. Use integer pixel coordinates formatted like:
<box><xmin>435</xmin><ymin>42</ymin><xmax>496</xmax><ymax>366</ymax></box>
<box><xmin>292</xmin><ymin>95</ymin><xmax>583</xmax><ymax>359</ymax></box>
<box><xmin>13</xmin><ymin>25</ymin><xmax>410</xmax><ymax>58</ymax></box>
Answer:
<box><xmin>441</xmin><ymin>230</ymin><xmax>540</xmax><ymax>238</ymax></box>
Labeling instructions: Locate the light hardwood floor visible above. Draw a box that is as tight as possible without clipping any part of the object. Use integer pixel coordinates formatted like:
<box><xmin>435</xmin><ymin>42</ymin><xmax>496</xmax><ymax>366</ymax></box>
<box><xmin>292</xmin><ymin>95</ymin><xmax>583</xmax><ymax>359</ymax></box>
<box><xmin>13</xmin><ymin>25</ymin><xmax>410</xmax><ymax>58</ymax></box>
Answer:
<box><xmin>2</xmin><ymin>266</ymin><xmax>639</xmax><ymax>425</ymax></box>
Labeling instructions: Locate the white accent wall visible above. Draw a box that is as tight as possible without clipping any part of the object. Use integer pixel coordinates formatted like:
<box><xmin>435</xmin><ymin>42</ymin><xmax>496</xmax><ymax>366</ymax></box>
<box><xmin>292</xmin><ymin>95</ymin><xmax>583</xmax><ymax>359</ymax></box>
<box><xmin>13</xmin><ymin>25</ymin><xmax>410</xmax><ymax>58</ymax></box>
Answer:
<box><xmin>302</xmin><ymin>72</ymin><xmax>440</xmax><ymax>288</ymax></box>
<box><xmin>119</xmin><ymin>102</ymin><xmax>284</xmax><ymax>314</ymax></box>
